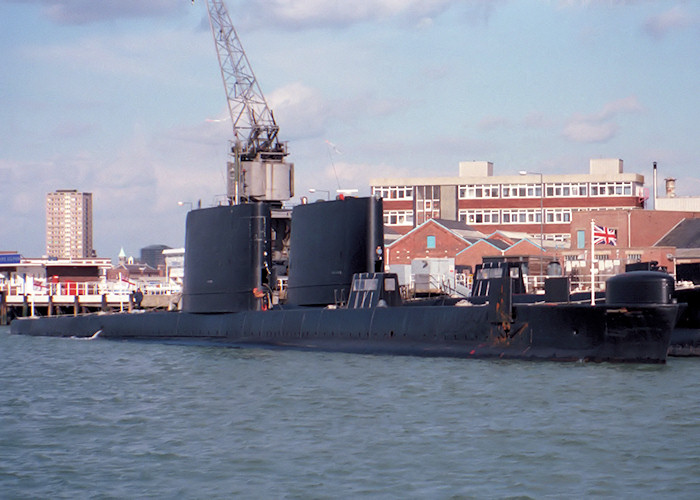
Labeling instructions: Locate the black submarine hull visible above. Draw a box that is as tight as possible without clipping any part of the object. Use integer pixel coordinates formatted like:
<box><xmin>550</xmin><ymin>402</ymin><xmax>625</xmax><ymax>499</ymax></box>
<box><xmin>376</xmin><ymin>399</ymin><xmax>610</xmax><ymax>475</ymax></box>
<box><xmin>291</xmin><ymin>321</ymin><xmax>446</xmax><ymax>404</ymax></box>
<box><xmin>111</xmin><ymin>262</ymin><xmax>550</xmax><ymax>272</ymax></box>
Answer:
<box><xmin>10</xmin><ymin>301</ymin><xmax>677</xmax><ymax>363</ymax></box>
<box><xmin>9</xmin><ymin>198</ymin><xmax>679</xmax><ymax>363</ymax></box>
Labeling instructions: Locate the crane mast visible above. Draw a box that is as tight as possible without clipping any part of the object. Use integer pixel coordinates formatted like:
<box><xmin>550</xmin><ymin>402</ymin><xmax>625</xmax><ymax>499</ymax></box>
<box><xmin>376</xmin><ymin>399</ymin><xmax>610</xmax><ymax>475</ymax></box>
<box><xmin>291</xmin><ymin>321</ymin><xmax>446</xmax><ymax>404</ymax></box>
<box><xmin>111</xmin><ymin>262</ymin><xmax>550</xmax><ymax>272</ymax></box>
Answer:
<box><xmin>202</xmin><ymin>0</ymin><xmax>293</xmax><ymax>205</ymax></box>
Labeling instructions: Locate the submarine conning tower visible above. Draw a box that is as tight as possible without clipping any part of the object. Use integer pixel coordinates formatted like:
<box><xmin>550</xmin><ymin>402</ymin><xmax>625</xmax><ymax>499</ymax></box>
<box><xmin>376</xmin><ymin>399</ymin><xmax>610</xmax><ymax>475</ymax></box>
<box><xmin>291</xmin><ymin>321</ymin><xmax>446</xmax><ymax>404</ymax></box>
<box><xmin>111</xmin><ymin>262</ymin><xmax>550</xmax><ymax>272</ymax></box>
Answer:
<box><xmin>182</xmin><ymin>203</ymin><xmax>272</xmax><ymax>313</ymax></box>
<box><xmin>605</xmin><ymin>271</ymin><xmax>675</xmax><ymax>305</ymax></box>
<box><xmin>286</xmin><ymin>196</ymin><xmax>384</xmax><ymax>306</ymax></box>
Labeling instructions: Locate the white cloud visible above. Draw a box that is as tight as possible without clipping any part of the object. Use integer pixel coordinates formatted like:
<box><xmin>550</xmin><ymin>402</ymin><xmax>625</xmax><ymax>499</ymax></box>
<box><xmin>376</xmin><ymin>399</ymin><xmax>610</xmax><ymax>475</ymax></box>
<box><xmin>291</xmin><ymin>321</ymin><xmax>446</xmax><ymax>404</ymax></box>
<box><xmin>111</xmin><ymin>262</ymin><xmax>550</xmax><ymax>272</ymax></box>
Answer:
<box><xmin>22</xmin><ymin>29</ymin><xmax>207</xmax><ymax>85</ymax></box>
<box><xmin>8</xmin><ymin>0</ymin><xmax>501</xmax><ymax>30</ymax></box>
<box><xmin>599</xmin><ymin>96</ymin><xmax>643</xmax><ymax>117</ymax></box>
<box><xmin>322</xmin><ymin>160</ymin><xmax>411</xmax><ymax>192</ymax></box>
<box><xmin>250</xmin><ymin>0</ymin><xmax>452</xmax><ymax>27</ymax></box>
<box><xmin>34</xmin><ymin>0</ymin><xmax>184</xmax><ymax>25</ymax></box>
<box><xmin>644</xmin><ymin>5</ymin><xmax>696</xmax><ymax>38</ymax></box>
<box><xmin>243</xmin><ymin>0</ymin><xmax>499</xmax><ymax>29</ymax></box>
<box><xmin>557</xmin><ymin>2</ymin><xmax>698</xmax><ymax>39</ymax></box>
<box><xmin>267</xmin><ymin>83</ymin><xmax>330</xmax><ymax>141</ymax></box>
<box><xmin>556</xmin><ymin>1</ymin><xmax>648</xmax><ymax>7</ymax></box>
<box><xmin>266</xmin><ymin>82</ymin><xmax>412</xmax><ymax>145</ymax></box>
<box><xmin>563</xmin><ymin>120</ymin><xmax>617</xmax><ymax>143</ymax></box>
<box><xmin>563</xmin><ymin>96</ymin><xmax>643</xmax><ymax>143</ymax></box>
<box><xmin>0</xmin><ymin>114</ymin><xmax>230</xmax><ymax>257</ymax></box>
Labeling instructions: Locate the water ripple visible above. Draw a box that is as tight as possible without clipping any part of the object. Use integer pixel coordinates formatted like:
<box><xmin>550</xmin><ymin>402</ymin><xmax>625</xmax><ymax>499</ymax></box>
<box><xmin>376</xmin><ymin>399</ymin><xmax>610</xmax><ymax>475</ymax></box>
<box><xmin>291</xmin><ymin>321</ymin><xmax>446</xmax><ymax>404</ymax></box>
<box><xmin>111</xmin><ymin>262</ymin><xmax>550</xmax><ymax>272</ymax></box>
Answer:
<box><xmin>2</xmin><ymin>328</ymin><xmax>700</xmax><ymax>498</ymax></box>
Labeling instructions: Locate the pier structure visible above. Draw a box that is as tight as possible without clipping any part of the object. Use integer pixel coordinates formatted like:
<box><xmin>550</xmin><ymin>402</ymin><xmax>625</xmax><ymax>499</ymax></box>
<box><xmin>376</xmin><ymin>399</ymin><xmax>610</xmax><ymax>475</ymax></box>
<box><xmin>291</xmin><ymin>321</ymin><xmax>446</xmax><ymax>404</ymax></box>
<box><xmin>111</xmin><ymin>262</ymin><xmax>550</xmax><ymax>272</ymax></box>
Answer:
<box><xmin>0</xmin><ymin>279</ymin><xmax>181</xmax><ymax>325</ymax></box>
<box><xmin>0</xmin><ymin>255</ymin><xmax>181</xmax><ymax>325</ymax></box>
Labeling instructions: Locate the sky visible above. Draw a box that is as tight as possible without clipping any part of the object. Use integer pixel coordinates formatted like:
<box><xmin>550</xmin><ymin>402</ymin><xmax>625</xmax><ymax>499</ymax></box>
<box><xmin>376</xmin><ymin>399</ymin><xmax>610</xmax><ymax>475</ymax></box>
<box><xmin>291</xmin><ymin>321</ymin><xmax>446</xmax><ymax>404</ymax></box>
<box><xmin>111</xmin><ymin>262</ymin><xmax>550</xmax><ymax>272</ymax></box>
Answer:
<box><xmin>1</xmin><ymin>0</ymin><xmax>698</xmax><ymax>261</ymax></box>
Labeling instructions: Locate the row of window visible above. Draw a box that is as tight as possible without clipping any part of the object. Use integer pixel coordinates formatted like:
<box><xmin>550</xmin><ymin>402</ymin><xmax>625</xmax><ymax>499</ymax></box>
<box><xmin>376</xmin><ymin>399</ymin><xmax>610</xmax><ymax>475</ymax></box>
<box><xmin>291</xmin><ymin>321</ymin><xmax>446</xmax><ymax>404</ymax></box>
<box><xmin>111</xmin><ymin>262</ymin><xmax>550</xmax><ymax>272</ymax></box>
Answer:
<box><xmin>565</xmin><ymin>253</ymin><xmax>640</xmax><ymax>261</ymax></box>
<box><xmin>543</xmin><ymin>234</ymin><xmax>570</xmax><ymax>242</ymax></box>
<box><xmin>500</xmin><ymin>184</ymin><xmax>542</xmax><ymax>199</ymax></box>
<box><xmin>565</xmin><ymin>254</ymin><xmax>617</xmax><ymax>261</ymax></box>
<box><xmin>373</xmin><ymin>181</ymin><xmax>639</xmax><ymax>200</ymax></box>
<box><xmin>372</xmin><ymin>186</ymin><xmax>413</xmax><ymax>200</ymax></box>
<box><xmin>458</xmin><ymin>208</ymin><xmax>572</xmax><ymax>225</ymax></box>
<box><xmin>386</xmin><ymin>207</ymin><xmax>576</xmax><ymax>226</ymax></box>
<box><xmin>462</xmin><ymin>181</ymin><xmax>636</xmax><ymax>199</ymax></box>
<box><xmin>384</xmin><ymin>210</ymin><xmax>414</xmax><ymax>226</ymax></box>
<box><xmin>589</xmin><ymin>182</ymin><xmax>634</xmax><ymax>196</ymax></box>
<box><xmin>459</xmin><ymin>184</ymin><xmax>501</xmax><ymax>199</ymax></box>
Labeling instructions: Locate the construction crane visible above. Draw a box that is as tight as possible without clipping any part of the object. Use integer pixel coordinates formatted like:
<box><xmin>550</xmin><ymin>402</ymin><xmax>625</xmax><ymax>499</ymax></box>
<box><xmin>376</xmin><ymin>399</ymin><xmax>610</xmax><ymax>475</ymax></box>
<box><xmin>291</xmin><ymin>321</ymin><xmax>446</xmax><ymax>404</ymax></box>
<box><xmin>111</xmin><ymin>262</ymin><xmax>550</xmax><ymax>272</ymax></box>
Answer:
<box><xmin>199</xmin><ymin>0</ymin><xmax>293</xmax><ymax>205</ymax></box>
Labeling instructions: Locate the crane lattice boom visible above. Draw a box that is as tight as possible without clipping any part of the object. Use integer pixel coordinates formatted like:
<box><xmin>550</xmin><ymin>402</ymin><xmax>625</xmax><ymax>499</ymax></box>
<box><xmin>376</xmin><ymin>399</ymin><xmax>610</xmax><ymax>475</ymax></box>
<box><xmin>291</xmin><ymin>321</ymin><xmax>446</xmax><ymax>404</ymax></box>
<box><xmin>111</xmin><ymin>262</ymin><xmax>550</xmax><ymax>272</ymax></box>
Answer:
<box><xmin>205</xmin><ymin>0</ymin><xmax>286</xmax><ymax>160</ymax></box>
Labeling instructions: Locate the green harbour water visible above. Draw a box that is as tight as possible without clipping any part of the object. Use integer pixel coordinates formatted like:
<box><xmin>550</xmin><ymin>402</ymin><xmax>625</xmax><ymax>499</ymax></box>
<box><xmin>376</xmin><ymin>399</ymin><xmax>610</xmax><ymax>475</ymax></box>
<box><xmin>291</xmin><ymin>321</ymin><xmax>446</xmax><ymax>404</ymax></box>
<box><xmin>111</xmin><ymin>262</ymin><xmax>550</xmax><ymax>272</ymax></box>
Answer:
<box><xmin>2</xmin><ymin>325</ymin><xmax>699</xmax><ymax>498</ymax></box>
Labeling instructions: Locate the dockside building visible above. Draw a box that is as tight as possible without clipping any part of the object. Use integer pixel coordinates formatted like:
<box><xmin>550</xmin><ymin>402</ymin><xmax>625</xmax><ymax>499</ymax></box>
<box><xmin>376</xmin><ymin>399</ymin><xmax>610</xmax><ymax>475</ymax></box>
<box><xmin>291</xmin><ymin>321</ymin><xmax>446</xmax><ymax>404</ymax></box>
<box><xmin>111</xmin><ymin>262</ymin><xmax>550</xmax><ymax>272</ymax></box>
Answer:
<box><xmin>370</xmin><ymin>158</ymin><xmax>646</xmax><ymax>246</ymax></box>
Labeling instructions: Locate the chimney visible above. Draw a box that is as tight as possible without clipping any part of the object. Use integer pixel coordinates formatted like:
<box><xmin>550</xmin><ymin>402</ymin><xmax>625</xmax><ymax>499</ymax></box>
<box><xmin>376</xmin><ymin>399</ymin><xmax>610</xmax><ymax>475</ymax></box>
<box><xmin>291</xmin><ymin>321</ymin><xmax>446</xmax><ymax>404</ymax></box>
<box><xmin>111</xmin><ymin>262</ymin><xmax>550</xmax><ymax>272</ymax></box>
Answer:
<box><xmin>652</xmin><ymin>162</ymin><xmax>657</xmax><ymax>209</ymax></box>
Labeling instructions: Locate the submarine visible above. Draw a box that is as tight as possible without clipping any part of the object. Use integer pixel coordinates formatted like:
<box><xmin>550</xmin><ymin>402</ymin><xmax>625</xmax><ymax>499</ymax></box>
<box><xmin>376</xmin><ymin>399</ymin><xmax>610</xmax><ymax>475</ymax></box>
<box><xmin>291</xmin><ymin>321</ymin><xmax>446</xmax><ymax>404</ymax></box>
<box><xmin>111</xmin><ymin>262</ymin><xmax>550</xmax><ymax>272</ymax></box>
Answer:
<box><xmin>11</xmin><ymin>196</ymin><xmax>680</xmax><ymax>363</ymax></box>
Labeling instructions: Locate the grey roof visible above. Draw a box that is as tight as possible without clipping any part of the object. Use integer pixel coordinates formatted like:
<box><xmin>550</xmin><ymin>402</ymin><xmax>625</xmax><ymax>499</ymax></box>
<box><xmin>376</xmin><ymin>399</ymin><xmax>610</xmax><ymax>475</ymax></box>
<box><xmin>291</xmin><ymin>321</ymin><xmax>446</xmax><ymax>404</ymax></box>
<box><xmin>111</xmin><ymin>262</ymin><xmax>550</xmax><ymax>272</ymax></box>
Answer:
<box><xmin>676</xmin><ymin>248</ymin><xmax>700</xmax><ymax>259</ymax></box>
<box><xmin>656</xmin><ymin>218</ymin><xmax>700</xmax><ymax>249</ymax></box>
<box><xmin>141</xmin><ymin>244</ymin><xmax>172</xmax><ymax>251</ymax></box>
<box><xmin>433</xmin><ymin>218</ymin><xmax>476</xmax><ymax>231</ymax></box>
<box><xmin>483</xmin><ymin>238</ymin><xmax>511</xmax><ymax>250</ymax></box>
<box><xmin>431</xmin><ymin>219</ymin><xmax>486</xmax><ymax>239</ymax></box>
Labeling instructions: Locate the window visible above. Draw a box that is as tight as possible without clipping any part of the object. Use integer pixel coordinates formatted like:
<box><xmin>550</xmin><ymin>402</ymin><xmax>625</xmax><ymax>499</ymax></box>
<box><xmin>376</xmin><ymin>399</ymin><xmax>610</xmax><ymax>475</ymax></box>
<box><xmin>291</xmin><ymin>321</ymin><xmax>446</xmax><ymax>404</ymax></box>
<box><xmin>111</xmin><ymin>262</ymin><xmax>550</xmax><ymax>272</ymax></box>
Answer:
<box><xmin>372</xmin><ymin>186</ymin><xmax>413</xmax><ymax>200</ymax></box>
<box><xmin>426</xmin><ymin>235</ymin><xmax>436</xmax><ymax>249</ymax></box>
<box><xmin>577</xmin><ymin>230</ymin><xmax>585</xmax><ymax>249</ymax></box>
<box><xmin>501</xmin><ymin>209</ymin><xmax>541</xmax><ymax>224</ymax></box>
<box><xmin>543</xmin><ymin>233</ymin><xmax>569</xmax><ymax>242</ymax></box>
<box><xmin>458</xmin><ymin>184</ymin><xmax>500</xmax><ymax>199</ymax></box>
<box><xmin>383</xmin><ymin>210</ymin><xmax>414</xmax><ymax>226</ymax></box>
<box><xmin>590</xmin><ymin>181</ymin><xmax>634</xmax><ymax>197</ymax></box>
<box><xmin>459</xmin><ymin>209</ymin><xmax>500</xmax><ymax>224</ymax></box>
<box><xmin>415</xmin><ymin>185</ymin><xmax>441</xmax><ymax>225</ymax></box>
<box><xmin>546</xmin><ymin>182</ymin><xmax>588</xmax><ymax>197</ymax></box>
<box><xmin>545</xmin><ymin>209</ymin><xmax>572</xmax><ymax>223</ymax></box>
<box><xmin>502</xmin><ymin>184</ymin><xmax>541</xmax><ymax>198</ymax></box>
<box><xmin>353</xmin><ymin>277</ymin><xmax>379</xmax><ymax>291</ymax></box>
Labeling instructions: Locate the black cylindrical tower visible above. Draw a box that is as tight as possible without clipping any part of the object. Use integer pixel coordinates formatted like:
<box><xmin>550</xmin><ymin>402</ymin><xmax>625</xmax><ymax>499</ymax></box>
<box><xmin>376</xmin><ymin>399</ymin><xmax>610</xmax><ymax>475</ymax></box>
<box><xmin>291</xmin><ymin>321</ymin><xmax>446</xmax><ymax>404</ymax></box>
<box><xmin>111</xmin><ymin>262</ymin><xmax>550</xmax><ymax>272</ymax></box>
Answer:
<box><xmin>286</xmin><ymin>196</ymin><xmax>384</xmax><ymax>306</ymax></box>
<box><xmin>182</xmin><ymin>203</ymin><xmax>271</xmax><ymax>313</ymax></box>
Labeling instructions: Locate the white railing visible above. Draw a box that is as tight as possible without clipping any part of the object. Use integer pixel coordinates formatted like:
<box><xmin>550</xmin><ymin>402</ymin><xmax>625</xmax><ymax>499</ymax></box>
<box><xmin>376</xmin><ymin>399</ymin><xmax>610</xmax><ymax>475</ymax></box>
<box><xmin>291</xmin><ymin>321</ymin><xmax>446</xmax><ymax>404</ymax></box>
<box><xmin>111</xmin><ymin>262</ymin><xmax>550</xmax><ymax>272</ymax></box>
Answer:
<box><xmin>1</xmin><ymin>280</ymin><xmax>181</xmax><ymax>299</ymax></box>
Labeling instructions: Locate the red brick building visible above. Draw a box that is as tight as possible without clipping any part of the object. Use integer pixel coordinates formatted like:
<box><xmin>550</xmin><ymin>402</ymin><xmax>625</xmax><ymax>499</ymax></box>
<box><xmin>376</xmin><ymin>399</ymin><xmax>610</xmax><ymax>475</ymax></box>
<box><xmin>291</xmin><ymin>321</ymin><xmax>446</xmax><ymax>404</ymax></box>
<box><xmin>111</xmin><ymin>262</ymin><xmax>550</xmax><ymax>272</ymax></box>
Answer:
<box><xmin>372</xmin><ymin>158</ymin><xmax>645</xmax><ymax>247</ymax></box>
<box><xmin>387</xmin><ymin>219</ymin><xmax>544</xmax><ymax>274</ymax></box>
<box><xmin>563</xmin><ymin>209</ymin><xmax>700</xmax><ymax>285</ymax></box>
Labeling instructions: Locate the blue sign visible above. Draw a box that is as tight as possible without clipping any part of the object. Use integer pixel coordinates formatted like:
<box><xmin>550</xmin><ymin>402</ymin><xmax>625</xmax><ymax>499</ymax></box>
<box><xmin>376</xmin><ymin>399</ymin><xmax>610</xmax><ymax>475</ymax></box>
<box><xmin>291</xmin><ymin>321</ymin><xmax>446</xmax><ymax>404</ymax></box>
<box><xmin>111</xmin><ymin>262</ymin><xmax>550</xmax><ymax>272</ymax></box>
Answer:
<box><xmin>0</xmin><ymin>253</ymin><xmax>21</xmax><ymax>264</ymax></box>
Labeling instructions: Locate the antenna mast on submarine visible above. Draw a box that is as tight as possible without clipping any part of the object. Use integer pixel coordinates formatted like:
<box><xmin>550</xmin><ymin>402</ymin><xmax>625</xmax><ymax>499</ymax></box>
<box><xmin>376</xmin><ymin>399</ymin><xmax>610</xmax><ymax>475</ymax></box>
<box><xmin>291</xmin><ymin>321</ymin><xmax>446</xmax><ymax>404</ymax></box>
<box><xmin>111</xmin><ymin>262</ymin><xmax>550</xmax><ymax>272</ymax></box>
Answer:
<box><xmin>199</xmin><ymin>0</ymin><xmax>293</xmax><ymax>205</ymax></box>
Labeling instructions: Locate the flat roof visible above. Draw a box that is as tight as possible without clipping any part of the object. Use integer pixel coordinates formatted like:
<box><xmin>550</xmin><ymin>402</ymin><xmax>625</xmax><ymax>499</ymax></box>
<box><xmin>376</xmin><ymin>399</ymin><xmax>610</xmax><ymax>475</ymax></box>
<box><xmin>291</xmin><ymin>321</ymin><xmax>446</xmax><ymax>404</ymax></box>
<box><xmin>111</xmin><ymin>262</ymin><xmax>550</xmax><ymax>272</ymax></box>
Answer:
<box><xmin>370</xmin><ymin>172</ymin><xmax>644</xmax><ymax>186</ymax></box>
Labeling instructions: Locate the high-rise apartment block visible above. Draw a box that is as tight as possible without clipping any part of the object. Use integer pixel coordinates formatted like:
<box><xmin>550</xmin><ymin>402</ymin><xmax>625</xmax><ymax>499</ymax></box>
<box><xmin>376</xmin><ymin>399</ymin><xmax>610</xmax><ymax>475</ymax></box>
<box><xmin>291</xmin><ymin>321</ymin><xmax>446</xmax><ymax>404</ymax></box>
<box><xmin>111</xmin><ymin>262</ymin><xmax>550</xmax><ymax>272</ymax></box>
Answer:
<box><xmin>46</xmin><ymin>189</ymin><xmax>94</xmax><ymax>259</ymax></box>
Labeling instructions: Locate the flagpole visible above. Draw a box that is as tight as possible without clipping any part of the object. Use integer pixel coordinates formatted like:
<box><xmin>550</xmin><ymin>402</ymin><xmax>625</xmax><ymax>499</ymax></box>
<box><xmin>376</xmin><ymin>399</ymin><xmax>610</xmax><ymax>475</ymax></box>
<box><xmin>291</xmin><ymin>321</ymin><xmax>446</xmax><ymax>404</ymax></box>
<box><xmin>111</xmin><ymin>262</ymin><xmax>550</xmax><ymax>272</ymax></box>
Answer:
<box><xmin>590</xmin><ymin>219</ymin><xmax>595</xmax><ymax>306</ymax></box>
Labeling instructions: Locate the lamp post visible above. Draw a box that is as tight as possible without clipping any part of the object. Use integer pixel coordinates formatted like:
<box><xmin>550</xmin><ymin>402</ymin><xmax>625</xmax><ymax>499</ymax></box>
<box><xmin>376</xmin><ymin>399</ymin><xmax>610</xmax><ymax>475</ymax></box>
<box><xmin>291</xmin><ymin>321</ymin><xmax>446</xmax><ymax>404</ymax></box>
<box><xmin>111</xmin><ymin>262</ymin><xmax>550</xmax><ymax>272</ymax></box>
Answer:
<box><xmin>309</xmin><ymin>188</ymin><xmax>330</xmax><ymax>200</ymax></box>
<box><xmin>518</xmin><ymin>170</ymin><xmax>544</xmax><ymax>253</ymax></box>
<box><xmin>177</xmin><ymin>201</ymin><xmax>193</xmax><ymax>210</ymax></box>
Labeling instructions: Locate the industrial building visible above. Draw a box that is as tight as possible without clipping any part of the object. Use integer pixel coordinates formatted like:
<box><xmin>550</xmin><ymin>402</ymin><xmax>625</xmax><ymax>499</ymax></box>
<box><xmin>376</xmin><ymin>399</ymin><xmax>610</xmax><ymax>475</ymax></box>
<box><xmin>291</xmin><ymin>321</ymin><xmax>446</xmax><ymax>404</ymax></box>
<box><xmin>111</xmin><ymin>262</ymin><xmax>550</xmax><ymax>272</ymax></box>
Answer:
<box><xmin>45</xmin><ymin>189</ymin><xmax>94</xmax><ymax>259</ymax></box>
<box><xmin>562</xmin><ymin>208</ymin><xmax>700</xmax><ymax>286</ymax></box>
<box><xmin>370</xmin><ymin>158</ymin><xmax>646</xmax><ymax>246</ymax></box>
<box><xmin>654</xmin><ymin>176</ymin><xmax>700</xmax><ymax>212</ymax></box>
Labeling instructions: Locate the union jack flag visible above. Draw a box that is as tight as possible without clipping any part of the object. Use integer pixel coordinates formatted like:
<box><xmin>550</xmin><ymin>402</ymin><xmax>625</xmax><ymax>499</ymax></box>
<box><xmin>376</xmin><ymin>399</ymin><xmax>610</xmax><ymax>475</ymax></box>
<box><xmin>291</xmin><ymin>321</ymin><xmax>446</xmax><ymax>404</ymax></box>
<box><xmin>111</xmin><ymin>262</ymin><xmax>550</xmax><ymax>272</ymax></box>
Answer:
<box><xmin>593</xmin><ymin>224</ymin><xmax>617</xmax><ymax>246</ymax></box>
